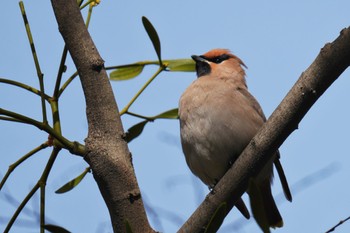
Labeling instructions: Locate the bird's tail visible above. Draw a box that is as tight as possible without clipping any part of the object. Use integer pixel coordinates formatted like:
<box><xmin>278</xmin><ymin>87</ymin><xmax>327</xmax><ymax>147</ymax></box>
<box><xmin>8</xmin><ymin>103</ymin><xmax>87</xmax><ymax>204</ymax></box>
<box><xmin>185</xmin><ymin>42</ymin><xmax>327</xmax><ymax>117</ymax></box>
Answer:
<box><xmin>235</xmin><ymin>197</ymin><xmax>250</xmax><ymax>219</ymax></box>
<box><xmin>248</xmin><ymin>179</ymin><xmax>283</xmax><ymax>233</ymax></box>
<box><xmin>260</xmin><ymin>179</ymin><xmax>283</xmax><ymax>228</ymax></box>
<box><xmin>274</xmin><ymin>155</ymin><xmax>293</xmax><ymax>202</ymax></box>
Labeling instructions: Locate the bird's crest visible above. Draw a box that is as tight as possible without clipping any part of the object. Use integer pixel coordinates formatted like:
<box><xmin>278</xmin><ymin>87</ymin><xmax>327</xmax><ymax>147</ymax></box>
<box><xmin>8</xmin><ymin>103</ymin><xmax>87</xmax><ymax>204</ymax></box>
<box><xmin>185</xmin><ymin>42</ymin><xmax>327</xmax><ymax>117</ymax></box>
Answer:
<box><xmin>202</xmin><ymin>48</ymin><xmax>247</xmax><ymax>69</ymax></box>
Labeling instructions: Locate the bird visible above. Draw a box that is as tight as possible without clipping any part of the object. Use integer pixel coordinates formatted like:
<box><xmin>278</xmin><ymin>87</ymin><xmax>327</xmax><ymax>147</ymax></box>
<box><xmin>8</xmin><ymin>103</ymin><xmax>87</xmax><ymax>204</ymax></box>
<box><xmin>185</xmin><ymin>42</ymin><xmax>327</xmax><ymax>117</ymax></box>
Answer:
<box><xmin>178</xmin><ymin>49</ymin><xmax>292</xmax><ymax>232</ymax></box>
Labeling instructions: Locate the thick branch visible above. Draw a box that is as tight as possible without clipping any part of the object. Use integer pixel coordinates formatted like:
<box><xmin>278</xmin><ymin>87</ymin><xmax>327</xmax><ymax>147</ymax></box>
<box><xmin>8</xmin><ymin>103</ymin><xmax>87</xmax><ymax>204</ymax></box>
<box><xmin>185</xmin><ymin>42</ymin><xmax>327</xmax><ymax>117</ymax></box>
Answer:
<box><xmin>50</xmin><ymin>1</ymin><xmax>154</xmax><ymax>232</ymax></box>
<box><xmin>178</xmin><ymin>27</ymin><xmax>350</xmax><ymax>233</ymax></box>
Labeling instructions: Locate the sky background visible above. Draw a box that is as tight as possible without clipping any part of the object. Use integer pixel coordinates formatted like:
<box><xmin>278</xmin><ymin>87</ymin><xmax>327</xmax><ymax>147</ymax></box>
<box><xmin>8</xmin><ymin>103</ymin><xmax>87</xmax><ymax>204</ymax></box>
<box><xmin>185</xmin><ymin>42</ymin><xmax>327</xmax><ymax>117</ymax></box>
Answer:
<box><xmin>1</xmin><ymin>1</ymin><xmax>350</xmax><ymax>233</ymax></box>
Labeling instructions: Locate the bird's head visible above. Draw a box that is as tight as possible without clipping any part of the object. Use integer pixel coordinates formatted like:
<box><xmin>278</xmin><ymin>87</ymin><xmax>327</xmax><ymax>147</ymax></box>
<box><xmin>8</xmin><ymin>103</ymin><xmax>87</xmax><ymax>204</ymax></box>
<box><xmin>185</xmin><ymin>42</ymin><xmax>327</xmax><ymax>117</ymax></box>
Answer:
<box><xmin>191</xmin><ymin>49</ymin><xmax>247</xmax><ymax>79</ymax></box>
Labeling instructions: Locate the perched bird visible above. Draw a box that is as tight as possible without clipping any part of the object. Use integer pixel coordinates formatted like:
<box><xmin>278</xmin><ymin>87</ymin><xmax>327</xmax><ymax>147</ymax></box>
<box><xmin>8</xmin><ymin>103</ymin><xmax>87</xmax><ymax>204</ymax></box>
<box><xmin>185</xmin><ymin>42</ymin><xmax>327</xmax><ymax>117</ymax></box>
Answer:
<box><xmin>179</xmin><ymin>49</ymin><xmax>292</xmax><ymax>232</ymax></box>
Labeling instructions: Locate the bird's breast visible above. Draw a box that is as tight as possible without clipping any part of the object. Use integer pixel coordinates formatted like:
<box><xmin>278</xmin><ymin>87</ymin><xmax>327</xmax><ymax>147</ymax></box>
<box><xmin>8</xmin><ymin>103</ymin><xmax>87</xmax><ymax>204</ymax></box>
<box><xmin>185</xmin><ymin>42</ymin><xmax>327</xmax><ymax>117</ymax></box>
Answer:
<box><xmin>179</xmin><ymin>78</ymin><xmax>262</xmax><ymax>186</ymax></box>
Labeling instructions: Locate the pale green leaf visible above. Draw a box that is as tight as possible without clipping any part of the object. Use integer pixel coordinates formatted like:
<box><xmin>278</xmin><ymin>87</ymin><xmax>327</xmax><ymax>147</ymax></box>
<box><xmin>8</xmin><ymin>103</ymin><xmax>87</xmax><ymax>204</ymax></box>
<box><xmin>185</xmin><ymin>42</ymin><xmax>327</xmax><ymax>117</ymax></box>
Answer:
<box><xmin>110</xmin><ymin>65</ymin><xmax>144</xmax><ymax>81</ymax></box>
<box><xmin>166</xmin><ymin>59</ymin><xmax>195</xmax><ymax>72</ymax></box>
<box><xmin>153</xmin><ymin>108</ymin><xmax>178</xmax><ymax>119</ymax></box>
<box><xmin>55</xmin><ymin>168</ymin><xmax>90</xmax><ymax>194</ymax></box>
<box><xmin>142</xmin><ymin>16</ymin><xmax>162</xmax><ymax>65</ymax></box>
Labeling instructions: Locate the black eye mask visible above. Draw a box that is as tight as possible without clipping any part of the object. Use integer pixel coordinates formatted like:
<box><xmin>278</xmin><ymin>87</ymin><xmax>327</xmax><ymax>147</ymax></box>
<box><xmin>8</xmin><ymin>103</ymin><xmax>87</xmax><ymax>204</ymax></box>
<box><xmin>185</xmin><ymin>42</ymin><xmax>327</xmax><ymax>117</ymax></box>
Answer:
<box><xmin>201</xmin><ymin>54</ymin><xmax>231</xmax><ymax>64</ymax></box>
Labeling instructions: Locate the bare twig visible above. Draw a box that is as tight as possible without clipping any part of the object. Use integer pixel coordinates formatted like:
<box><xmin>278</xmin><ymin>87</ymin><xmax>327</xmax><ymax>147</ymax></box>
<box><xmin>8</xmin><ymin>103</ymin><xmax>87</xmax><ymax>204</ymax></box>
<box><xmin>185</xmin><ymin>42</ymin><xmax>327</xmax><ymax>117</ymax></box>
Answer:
<box><xmin>325</xmin><ymin>216</ymin><xmax>350</xmax><ymax>233</ymax></box>
<box><xmin>19</xmin><ymin>1</ymin><xmax>48</xmax><ymax>124</ymax></box>
<box><xmin>120</xmin><ymin>66</ymin><xmax>165</xmax><ymax>115</ymax></box>
<box><xmin>0</xmin><ymin>108</ymin><xmax>85</xmax><ymax>155</ymax></box>
<box><xmin>0</xmin><ymin>142</ymin><xmax>49</xmax><ymax>190</ymax></box>
<box><xmin>0</xmin><ymin>78</ymin><xmax>50</xmax><ymax>100</ymax></box>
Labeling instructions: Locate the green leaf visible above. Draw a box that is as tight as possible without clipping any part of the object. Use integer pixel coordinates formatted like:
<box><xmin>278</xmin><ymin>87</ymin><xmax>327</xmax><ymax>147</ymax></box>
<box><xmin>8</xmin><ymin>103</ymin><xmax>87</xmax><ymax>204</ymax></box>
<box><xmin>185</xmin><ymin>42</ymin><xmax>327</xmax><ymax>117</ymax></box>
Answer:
<box><xmin>142</xmin><ymin>16</ymin><xmax>162</xmax><ymax>65</ymax></box>
<box><xmin>165</xmin><ymin>59</ymin><xmax>195</xmax><ymax>72</ymax></box>
<box><xmin>108</xmin><ymin>59</ymin><xmax>195</xmax><ymax>82</ymax></box>
<box><xmin>55</xmin><ymin>168</ymin><xmax>90</xmax><ymax>194</ymax></box>
<box><xmin>110</xmin><ymin>65</ymin><xmax>144</xmax><ymax>81</ymax></box>
<box><xmin>44</xmin><ymin>224</ymin><xmax>71</xmax><ymax>233</ymax></box>
<box><xmin>153</xmin><ymin>108</ymin><xmax>178</xmax><ymax>119</ymax></box>
<box><xmin>125</xmin><ymin>120</ymin><xmax>148</xmax><ymax>143</ymax></box>
<box><xmin>205</xmin><ymin>202</ymin><xmax>227</xmax><ymax>233</ymax></box>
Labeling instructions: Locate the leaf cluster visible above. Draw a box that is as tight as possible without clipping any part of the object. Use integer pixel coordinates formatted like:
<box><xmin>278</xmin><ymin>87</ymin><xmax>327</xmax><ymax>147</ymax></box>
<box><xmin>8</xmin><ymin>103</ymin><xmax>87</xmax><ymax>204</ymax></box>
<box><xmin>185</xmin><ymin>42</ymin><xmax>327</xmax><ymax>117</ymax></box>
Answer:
<box><xmin>0</xmin><ymin>2</ymin><xmax>194</xmax><ymax>233</ymax></box>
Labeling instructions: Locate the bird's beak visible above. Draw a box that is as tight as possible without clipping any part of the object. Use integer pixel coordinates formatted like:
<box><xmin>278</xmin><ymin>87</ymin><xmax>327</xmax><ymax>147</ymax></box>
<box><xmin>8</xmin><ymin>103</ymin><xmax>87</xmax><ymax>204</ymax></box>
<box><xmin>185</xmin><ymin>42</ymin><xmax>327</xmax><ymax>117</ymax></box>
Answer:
<box><xmin>191</xmin><ymin>55</ymin><xmax>211</xmax><ymax>77</ymax></box>
<box><xmin>191</xmin><ymin>55</ymin><xmax>207</xmax><ymax>63</ymax></box>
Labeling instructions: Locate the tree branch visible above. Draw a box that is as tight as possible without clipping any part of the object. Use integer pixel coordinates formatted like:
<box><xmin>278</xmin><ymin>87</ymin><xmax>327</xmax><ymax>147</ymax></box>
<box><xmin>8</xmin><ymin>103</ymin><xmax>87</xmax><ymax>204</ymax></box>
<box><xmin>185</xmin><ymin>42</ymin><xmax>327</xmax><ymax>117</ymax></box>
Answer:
<box><xmin>50</xmin><ymin>1</ymin><xmax>154</xmax><ymax>232</ymax></box>
<box><xmin>178</xmin><ymin>27</ymin><xmax>350</xmax><ymax>233</ymax></box>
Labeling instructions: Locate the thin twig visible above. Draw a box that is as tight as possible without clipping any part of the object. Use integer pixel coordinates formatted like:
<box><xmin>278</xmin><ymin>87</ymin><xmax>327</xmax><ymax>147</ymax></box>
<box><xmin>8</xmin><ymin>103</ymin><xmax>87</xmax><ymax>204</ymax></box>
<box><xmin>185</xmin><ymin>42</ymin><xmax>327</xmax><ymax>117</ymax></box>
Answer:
<box><xmin>39</xmin><ymin>183</ymin><xmax>45</xmax><ymax>233</ymax></box>
<box><xmin>53</xmin><ymin>46</ymin><xmax>69</xmax><ymax>99</ymax></box>
<box><xmin>325</xmin><ymin>216</ymin><xmax>350</xmax><ymax>233</ymax></box>
<box><xmin>4</xmin><ymin>182</ymin><xmax>40</xmax><ymax>233</ymax></box>
<box><xmin>85</xmin><ymin>4</ymin><xmax>93</xmax><ymax>28</ymax></box>
<box><xmin>125</xmin><ymin>111</ymin><xmax>155</xmax><ymax>121</ymax></box>
<box><xmin>0</xmin><ymin>116</ymin><xmax>25</xmax><ymax>123</ymax></box>
<box><xmin>53</xmin><ymin>0</ymin><xmax>84</xmax><ymax>98</ymax></box>
<box><xmin>57</xmin><ymin>61</ymin><xmax>161</xmax><ymax>98</ymax></box>
<box><xmin>0</xmin><ymin>78</ymin><xmax>51</xmax><ymax>100</ymax></box>
<box><xmin>58</xmin><ymin>71</ymin><xmax>78</xmax><ymax>97</ymax></box>
<box><xmin>0</xmin><ymin>142</ymin><xmax>49</xmax><ymax>190</ymax></box>
<box><xmin>105</xmin><ymin>60</ymin><xmax>160</xmax><ymax>70</ymax></box>
<box><xmin>120</xmin><ymin>66</ymin><xmax>165</xmax><ymax>115</ymax></box>
<box><xmin>19</xmin><ymin>1</ymin><xmax>48</xmax><ymax>124</ymax></box>
<box><xmin>49</xmin><ymin>100</ymin><xmax>62</xmax><ymax>135</ymax></box>
<box><xmin>3</xmin><ymin>148</ymin><xmax>61</xmax><ymax>233</ymax></box>
<box><xmin>0</xmin><ymin>107</ymin><xmax>85</xmax><ymax>155</ymax></box>
<box><xmin>38</xmin><ymin>147</ymin><xmax>61</xmax><ymax>232</ymax></box>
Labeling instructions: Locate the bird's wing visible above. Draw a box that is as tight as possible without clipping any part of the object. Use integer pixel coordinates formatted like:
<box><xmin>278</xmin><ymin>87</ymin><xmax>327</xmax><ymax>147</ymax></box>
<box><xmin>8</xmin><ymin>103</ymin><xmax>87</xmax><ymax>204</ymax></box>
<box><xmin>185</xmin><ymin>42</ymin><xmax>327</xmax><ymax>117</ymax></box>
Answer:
<box><xmin>237</xmin><ymin>87</ymin><xmax>292</xmax><ymax>202</ymax></box>
<box><xmin>236</xmin><ymin>87</ymin><xmax>266</xmax><ymax>122</ymax></box>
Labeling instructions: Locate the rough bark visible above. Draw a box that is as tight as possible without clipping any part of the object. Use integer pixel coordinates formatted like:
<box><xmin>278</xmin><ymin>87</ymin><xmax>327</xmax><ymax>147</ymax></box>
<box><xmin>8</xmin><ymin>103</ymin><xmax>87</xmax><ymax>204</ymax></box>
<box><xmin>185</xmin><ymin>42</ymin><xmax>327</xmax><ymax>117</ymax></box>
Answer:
<box><xmin>178</xmin><ymin>27</ymin><xmax>350</xmax><ymax>233</ymax></box>
<box><xmin>50</xmin><ymin>1</ymin><xmax>155</xmax><ymax>232</ymax></box>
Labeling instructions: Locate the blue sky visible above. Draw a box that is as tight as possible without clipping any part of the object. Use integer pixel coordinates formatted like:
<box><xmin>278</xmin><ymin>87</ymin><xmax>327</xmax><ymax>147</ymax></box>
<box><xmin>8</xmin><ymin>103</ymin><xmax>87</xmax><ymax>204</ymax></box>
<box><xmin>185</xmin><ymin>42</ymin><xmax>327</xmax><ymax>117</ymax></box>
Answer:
<box><xmin>1</xmin><ymin>1</ymin><xmax>350</xmax><ymax>233</ymax></box>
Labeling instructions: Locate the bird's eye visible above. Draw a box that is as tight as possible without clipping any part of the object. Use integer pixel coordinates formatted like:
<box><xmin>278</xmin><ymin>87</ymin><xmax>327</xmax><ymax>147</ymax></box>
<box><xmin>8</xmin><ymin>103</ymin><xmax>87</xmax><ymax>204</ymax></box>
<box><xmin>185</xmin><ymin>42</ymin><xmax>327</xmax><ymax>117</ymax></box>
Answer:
<box><xmin>214</xmin><ymin>57</ymin><xmax>223</xmax><ymax>63</ymax></box>
<box><xmin>212</xmin><ymin>54</ymin><xmax>230</xmax><ymax>64</ymax></box>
